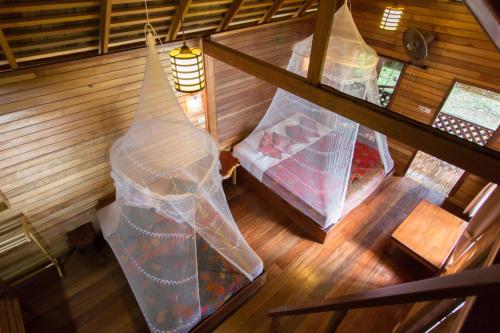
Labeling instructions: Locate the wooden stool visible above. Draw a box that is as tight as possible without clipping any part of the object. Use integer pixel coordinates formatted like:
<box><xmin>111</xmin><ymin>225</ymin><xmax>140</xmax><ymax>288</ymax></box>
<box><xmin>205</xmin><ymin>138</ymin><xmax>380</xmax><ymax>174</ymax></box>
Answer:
<box><xmin>67</xmin><ymin>223</ymin><xmax>105</xmax><ymax>264</ymax></box>
<box><xmin>391</xmin><ymin>200</ymin><xmax>467</xmax><ymax>273</ymax></box>
<box><xmin>219</xmin><ymin>151</ymin><xmax>240</xmax><ymax>185</ymax></box>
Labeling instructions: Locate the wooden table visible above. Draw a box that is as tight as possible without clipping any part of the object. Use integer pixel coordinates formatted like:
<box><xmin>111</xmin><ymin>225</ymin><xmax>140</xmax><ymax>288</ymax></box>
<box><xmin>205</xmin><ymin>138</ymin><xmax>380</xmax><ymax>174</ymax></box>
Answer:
<box><xmin>219</xmin><ymin>151</ymin><xmax>240</xmax><ymax>185</ymax></box>
<box><xmin>391</xmin><ymin>200</ymin><xmax>467</xmax><ymax>272</ymax></box>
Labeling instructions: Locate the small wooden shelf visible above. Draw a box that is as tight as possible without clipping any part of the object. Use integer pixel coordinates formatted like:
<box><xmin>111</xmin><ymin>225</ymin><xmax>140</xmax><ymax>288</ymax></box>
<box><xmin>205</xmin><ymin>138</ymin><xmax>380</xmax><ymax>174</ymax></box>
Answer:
<box><xmin>0</xmin><ymin>214</ymin><xmax>63</xmax><ymax>279</ymax></box>
<box><xmin>391</xmin><ymin>200</ymin><xmax>467</xmax><ymax>271</ymax></box>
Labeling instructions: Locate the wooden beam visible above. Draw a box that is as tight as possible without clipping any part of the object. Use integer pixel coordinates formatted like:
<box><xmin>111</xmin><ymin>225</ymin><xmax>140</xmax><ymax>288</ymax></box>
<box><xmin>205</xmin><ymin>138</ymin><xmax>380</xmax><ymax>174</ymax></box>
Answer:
<box><xmin>0</xmin><ymin>28</ymin><xmax>18</xmax><ymax>69</ymax></box>
<box><xmin>293</xmin><ymin>0</ymin><xmax>315</xmax><ymax>18</ymax></box>
<box><xmin>464</xmin><ymin>0</ymin><xmax>500</xmax><ymax>50</ymax></box>
<box><xmin>167</xmin><ymin>0</ymin><xmax>192</xmax><ymax>42</ymax></box>
<box><xmin>307</xmin><ymin>0</ymin><xmax>336</xmax><ymax>85</ymax></box>
<box><xmin>202</xmin><ymin>39</ymin><xmax>500</xmax><ymax>184</ymax></box>
<box><xmin>100</xmin><ymin>0</ymin><xmax>112</xmax><ymax>54</ymax></box>
<box><xmin>217</xmin><ymin>0</ymin><xmax>244</xmax><ymax>32</ymax></box>
<box><xmin>259</xmin><ymin>0</ymin><xmax>286</xmax><ymax>24</ymax></box>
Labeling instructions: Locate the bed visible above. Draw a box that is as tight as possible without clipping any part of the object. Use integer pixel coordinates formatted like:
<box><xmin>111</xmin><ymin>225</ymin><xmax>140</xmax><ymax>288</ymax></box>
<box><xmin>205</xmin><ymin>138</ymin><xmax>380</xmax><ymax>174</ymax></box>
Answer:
<box><xmin>105</xmin><ymin>201</ymin><xmax>265</xmax><ymax>333</ymax></box>
<box><xmin>234</xmin><ymin>113</ymin><xmax>391</xmax><ymax>241</ymax></box>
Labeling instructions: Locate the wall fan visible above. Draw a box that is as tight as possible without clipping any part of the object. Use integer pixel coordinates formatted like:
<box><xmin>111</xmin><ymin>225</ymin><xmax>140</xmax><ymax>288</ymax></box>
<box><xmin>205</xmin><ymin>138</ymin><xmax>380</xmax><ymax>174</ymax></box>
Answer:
<box><xmin>402</xmin><ymin>27</ymin><xmax>434</xmax><ymax>67</ymax></box>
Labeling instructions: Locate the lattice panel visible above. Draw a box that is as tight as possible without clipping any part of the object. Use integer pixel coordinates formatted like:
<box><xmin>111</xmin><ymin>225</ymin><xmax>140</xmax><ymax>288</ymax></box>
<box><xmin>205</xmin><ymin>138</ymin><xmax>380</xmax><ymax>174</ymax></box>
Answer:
<box><xmin>433</xmin><ymin>112</ymin><xmax>494</xmax><ymax>146</ymax></box>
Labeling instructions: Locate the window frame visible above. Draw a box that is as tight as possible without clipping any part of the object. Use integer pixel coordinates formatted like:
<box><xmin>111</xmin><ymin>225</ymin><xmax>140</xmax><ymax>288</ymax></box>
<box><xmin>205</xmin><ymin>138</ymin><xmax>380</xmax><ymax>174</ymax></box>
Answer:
<box><xmin>375</xmin><ymin>54</ymin><xmax>406</xmax><ymax>109</ymax></box>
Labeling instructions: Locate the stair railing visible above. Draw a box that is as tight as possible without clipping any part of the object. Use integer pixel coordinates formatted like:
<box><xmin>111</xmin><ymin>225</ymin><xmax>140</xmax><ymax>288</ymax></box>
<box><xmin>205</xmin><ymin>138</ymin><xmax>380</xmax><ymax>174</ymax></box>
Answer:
<box><xmin>267</xmin><ymin>264</ymin><xmax>500</xmax><ymax>332</ymax></box>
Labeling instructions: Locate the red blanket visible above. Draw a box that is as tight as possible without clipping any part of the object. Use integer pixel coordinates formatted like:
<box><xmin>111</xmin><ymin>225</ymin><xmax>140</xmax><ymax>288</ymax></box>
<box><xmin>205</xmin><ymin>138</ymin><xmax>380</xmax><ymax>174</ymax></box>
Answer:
<box><xmin>262</xmin><ymin>133</ymin><xmax>385</xmax><ymax>227</ymax></box>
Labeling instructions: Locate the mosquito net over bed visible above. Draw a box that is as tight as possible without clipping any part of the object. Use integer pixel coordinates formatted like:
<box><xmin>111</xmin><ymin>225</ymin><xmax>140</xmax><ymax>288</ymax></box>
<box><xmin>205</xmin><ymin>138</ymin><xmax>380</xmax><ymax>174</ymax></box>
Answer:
<box><xmin>97</xmin><ymin>32</ymin><xmax>263</xmax><ymax>333</ymax></box>
<box><xmin>234</xmin><ymin>2</ymin><xmax>394</xmax><ymax>229</ymax></box>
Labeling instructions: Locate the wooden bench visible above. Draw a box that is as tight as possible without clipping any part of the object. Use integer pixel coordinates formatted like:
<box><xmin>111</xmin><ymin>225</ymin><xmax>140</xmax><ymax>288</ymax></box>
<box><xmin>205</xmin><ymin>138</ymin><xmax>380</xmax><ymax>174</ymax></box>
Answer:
<box><xmin>0</xmin><ymin>279</ymin><xmax>25</xmax><ymax>333</ymax></box>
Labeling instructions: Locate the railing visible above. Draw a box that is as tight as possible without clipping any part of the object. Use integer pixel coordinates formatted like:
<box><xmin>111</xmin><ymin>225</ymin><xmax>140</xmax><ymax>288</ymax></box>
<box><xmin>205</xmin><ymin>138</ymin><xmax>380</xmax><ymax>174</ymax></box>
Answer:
<box><xmin>267</xmin><ymin>264</ymin><xmax>500</xmax><ymax>332</ymax></box>
<box><xmin>433</xmin><ymin>112</ymin><xmax>494</xmax><ymax>146</ymax></box>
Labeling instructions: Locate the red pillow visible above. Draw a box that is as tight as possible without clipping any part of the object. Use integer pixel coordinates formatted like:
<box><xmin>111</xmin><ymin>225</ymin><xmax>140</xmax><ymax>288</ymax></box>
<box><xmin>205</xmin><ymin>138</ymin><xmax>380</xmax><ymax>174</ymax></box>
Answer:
<box><xmin>258</xmin><ymin>132</ymin><xmax>281</xmax><ymax>158</ymax></box>
<box><xmin>273</xmin><ymin>132</ymin><xmax>293</xmax><ymax>155</ymax></box>
<box><xmin>286</xmin><ymin>125</ymin><xmax>309</xmax><ymax>144</ymax></box>
<box><xmin>299</xmin><ymin>116</ymin><xmax>320</xmax><ymax>137</ymax></box>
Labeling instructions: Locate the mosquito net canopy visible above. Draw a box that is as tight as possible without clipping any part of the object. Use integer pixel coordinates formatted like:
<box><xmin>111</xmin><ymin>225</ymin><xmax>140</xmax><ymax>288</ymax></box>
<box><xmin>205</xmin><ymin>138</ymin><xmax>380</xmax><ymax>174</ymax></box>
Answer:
<box><xmin>234</xmin><ymin>2</ymin><xmax>394</xmax><ymax>228</ymax></box>
<box><xmin>97</xmin><ymin>32</ymin><xmax>263</xmax><ymax>333</ymax></box>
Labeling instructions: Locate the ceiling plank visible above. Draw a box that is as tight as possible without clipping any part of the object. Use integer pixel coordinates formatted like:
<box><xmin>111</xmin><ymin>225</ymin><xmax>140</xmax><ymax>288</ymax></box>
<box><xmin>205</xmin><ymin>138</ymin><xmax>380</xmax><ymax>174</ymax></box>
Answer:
<box><xmin>100</xmin><ymin>0</ymin><xmax>112</xmax><ymax>54</ymax></box>
<box><xmin>293</xmin><ymin>0</ymin><xmax>316</xmax><ymax>18</ymax></box>
<box><xmin>202</xmin><ymin>38</ymin><xmax>500</xmax><ymax>184</ymax></box>
<box><xmin>0</xmin><ymin>13</ymin><xmax>100</xmax><ymax>29</ymax></box>
<box><xmin>259</xmin><ymin>0</ymin><xmax>286</xmax><ymax>24</ymax></box>
<box><xmin>0</xmin><ymin>28</ymin><xmax>18</xmax><ymax>69</ymax></box>
<box><xmin>217</xmin><ymin>0</ymin><xmax>245</xmax><ymax>32</ymax></box>
<box><xmin>168</xmin><ymin>0</ymin><xmax>193</xmax><ymax>41</ymax></box>
<box><xmin>307</xmin><ymin>0</ymin><xmax>336</xmax><ymax>85</ymax></box>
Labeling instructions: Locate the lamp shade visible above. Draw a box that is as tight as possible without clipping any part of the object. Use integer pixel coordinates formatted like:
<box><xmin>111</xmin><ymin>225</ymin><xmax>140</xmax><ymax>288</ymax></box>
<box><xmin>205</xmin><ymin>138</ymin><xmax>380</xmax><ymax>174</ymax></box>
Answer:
<box><xmin>170</xmin><ymin>44</ymin><xmax>205</xmax><ymax>93</ymax></box>
<box><xmin>380</xmin><ymin>6</ymin><xmax>404</xmax><ymax>31</ymax></box>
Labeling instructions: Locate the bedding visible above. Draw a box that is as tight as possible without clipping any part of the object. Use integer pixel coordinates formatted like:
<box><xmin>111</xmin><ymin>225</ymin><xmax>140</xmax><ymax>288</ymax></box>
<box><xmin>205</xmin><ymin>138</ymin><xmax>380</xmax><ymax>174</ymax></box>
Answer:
<box><xmin>260</xmin><ymin>133</ymin><xmax>385</xmax><ymax>227</ymax></box>
<box><xmin>107</xmin><ymin>203</ymin><xmax>250</xmax><ymax>332</ymax></box>
<box><xmin>234</xmin><ymin>113</ymin><xmax>387</xmax><ymax>228</ymax></box>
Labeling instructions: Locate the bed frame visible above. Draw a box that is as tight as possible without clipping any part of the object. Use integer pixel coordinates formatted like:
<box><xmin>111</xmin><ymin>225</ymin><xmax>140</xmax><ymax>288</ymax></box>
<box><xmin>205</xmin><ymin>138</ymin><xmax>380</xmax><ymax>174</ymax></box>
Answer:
<box><xmin>240</xmin><ymin>168</ymin><xmax>394</xmax><ymax>244</ymax></box>
<box><xmin>191</xmin><ymin>271</ymin><xmax>266</xmax><ymax>333</ymax></box>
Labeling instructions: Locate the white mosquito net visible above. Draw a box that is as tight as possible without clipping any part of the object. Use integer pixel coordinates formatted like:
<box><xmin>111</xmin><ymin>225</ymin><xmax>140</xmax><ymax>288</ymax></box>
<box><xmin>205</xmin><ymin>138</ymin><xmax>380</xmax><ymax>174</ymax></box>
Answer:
<box><xmin>97</xmin><ymin>32</ymin><xmax>263</xmax><ymax>333</ymax></box>
<box><xmin>234</xmin><ymin>2</ymin><xmax>394</xmax><ymax>228</ymax></box>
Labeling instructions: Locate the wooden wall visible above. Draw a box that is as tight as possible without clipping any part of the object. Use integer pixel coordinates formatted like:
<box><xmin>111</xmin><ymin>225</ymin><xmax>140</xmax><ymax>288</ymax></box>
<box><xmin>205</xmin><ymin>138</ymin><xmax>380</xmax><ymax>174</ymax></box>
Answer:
<box><xmin>0</xmin><ymin>41</ymin><xmax>206</xmax><ymax>280</ymax></box>
<box><xmin>211</xmin><ymin>18</ymin><xmax>315</xmax><ymax>147</ymax></box>
<box><xmin>351</xmin><ymin>0</ymin><xmax>500</xmax><ymax>207</ymax></box>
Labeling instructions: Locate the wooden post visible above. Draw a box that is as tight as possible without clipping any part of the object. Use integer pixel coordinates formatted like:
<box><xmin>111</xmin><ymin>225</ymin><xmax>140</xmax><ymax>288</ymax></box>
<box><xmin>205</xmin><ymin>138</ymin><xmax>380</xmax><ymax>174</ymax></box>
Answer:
<box><xmin>100</xmin><ymin>0</ymin><xmax>112</xmax><ymax>54</ymax></box>
<box><xmin>307</xmin><ymin>0</ymin><xmax>337</xmax><ymax>85</ymax></box>
<box><xmin>217</xmin><ymin>0</ymin><xmax>244</xmax><ymax>32</ymax></box>
<box><xmin>0</xmin><ymin>28</ymin><xmax>18</xmax><ymax>69</ymax></box>
<box><xmin>168</xmin><ymin>0</ymin><xmax>192</xmax><ymax>41</ymax></box>
<box><xmin>202</xmin><ymin>51</ymin><xmax>218</xmax><ymax>139</ymax></box>
<box><xmin>201</xmin><ymin>39</ymin><xmax>500</xmax><ymax>184</ymax></box>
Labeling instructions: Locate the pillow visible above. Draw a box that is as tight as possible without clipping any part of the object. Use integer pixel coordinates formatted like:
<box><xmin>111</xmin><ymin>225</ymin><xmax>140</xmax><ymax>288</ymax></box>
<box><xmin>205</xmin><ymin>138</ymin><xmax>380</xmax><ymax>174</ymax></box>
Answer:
<box><xmin>285</xmin><ymin>125</ymin><xmax>309</xmax><ymax>144</ymax></box>
<box><xmin>258</xmin><ymin>131</ymin><xmax>281</xmax><ymax>158</ymax></box>
<box><xmin>272</xmin><ymin>132</ymin><xmax>293</xmax><ymax>155</ymax></box>
<box><xmin>299</xmin><ymin>116</ymin><xmax>320</xmax><ymax>137</ymax></box>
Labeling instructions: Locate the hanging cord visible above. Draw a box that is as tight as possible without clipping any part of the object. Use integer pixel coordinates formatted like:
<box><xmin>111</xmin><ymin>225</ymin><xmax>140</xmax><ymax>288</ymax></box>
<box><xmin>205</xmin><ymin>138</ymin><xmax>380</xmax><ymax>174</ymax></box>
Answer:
<box><xmin>178</xmin><ymin>0</ymin><xmax>188</xmax><ymax>46</ymax></box>
<box><xmin>143</xmin><ymin>0</ymin><xmax>164</xmax><ymax>48</ymax></box>
<box><xmin>345</xmin><ymin>0</ymin><xmax>351</xmax><ymax>11</ymax></box>
<box><xmin>344</xmin><ymin>0</ymin><xmax>368</xmax><ymax>60</ymax></box>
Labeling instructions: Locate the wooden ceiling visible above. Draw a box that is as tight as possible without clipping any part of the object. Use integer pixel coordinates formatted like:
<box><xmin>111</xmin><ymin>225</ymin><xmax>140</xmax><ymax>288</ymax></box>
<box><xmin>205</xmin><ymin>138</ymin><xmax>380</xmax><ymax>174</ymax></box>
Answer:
<box><xmin>0</xmin><ymin>0</ymin><xmax>319</xmax><ymax>71</ymax></box>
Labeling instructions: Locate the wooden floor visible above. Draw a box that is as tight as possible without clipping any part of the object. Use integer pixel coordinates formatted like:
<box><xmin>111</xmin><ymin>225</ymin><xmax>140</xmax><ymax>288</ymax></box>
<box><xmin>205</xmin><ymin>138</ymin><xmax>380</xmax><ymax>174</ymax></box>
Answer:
<box><xmin>14</xmin><ymin>176</ymin><xmax>446</xmax><ymax>333</ymax></box>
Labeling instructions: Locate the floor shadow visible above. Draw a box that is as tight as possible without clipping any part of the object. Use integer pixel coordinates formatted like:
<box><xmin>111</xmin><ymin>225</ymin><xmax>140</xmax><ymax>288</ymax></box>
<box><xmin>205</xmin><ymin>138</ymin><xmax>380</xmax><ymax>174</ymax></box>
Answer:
<box><xmin>14</xmin><ymin>266</ymin><xmax>76</xmax><ymax>333</ymax></box>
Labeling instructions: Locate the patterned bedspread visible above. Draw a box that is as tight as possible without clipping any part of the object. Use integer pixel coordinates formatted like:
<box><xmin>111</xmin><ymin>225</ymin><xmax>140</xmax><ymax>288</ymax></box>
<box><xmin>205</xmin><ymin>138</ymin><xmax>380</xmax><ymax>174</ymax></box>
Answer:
<box><xmin>108</xmin><ymin>205</ymin><xmax>249</xmax><ymax>333</ymax></box>
<box><xmin>262</xmin><ymin>133</ymin><xmax>385</xmax><ymax>227</ymax></box>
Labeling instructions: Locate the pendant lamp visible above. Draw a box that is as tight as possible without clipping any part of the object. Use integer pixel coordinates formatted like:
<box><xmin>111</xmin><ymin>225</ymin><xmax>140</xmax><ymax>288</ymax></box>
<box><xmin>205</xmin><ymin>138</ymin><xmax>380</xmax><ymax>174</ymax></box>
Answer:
<box><xmin>169</xmin><ymin>2</ymin><xmax>205</xmax><ymax>93</ymax></box>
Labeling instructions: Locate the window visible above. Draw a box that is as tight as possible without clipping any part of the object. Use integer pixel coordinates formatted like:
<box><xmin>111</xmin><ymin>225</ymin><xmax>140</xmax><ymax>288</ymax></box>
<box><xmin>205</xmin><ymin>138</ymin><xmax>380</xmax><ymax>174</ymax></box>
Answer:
<box><xmin>438</xmin><ymin>81</ymin><xmax>499</xmax><ymax>132</ymax></box>
<box><xmin>377</xmin><ymin>56</ymin><xmax>404</xmax><ymax>107</ymax></box>
<box><xmin>434</xmin><ymin>82</ymin><xmax>499</xmax><ymax>146</ymax></box>
<box><xmin>406</xmin><ymin>82</ymin><xmax>499</xmax><ymax>196</ymax></box>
